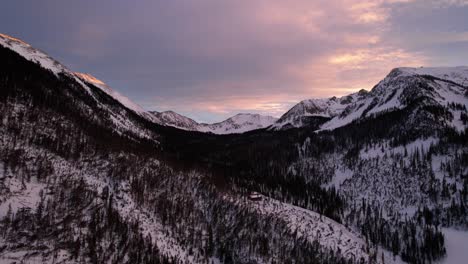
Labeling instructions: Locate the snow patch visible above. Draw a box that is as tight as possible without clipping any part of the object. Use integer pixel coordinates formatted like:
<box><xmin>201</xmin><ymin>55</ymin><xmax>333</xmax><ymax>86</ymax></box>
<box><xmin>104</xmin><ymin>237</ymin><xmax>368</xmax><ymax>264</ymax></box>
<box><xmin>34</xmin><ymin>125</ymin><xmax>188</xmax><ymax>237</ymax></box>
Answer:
<box><xmin>237</xmin><ymin>195</ymin><xmax>372</xmax><ymax>263</ymax></box>
<box><xmin>360</xmin><ymin>138</ymin><xmax>438</xmax><ymax>159</ymax></box>
<box><xmin>0</xmin><ymin>178</ymin><xmax>44</xmax><ymax>218</ymax></box>
<box><xmin>440</xmin><ymin>228</ymin><xmax>468</xmax><ymax>264</ymax></box>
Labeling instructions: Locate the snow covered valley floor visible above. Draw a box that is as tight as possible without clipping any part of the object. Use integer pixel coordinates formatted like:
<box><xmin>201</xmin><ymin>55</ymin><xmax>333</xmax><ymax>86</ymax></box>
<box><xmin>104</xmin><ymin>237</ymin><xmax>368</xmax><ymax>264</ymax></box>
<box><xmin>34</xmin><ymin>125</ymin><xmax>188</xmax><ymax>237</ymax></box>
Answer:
<box><xmin>440</xmin><ymin>229</ymin><xmax>468</xmax><ymax>264</ymax></box>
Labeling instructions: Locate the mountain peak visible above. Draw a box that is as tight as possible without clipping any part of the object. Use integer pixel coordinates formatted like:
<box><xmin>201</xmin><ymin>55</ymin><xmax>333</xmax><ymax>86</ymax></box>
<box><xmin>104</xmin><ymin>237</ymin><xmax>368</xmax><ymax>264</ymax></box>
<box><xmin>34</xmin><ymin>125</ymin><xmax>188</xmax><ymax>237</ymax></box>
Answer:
<box><xmin>272</xmin><ymin>93</ymin><xmax>361</xmax><ymax>129</ymax></box>
<box><xmin>152</xmin><ymin>110</ymin><xmax>199</xmax><ymax>130</ymax></box>
<box><xmin>0</xmin><ymin>33</ymin><xmax>66</xmax><ymax>75</ymax></box>
<box><xmin>227</xmin><ymin>113</ymin><xmax>277</xmax><ymax>124</ymax></box>
<box><xmin>0</xmin><ymin>33</ymin><xmax>28</xmax><ymax>45</ymax></box>
<box><xmin>387</xmin><ymin>66</ymin><xmax>468</xmax><ymax>85</ymax></box>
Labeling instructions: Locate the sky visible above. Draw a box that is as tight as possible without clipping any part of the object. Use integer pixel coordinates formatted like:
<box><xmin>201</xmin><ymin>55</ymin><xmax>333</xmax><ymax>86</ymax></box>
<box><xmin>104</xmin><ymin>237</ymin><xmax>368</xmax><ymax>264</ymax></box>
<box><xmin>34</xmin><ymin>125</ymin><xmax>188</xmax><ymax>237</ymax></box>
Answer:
<box><xmin>1</xmin><ymin>0</ymin><xmax>468</xmax><ymax>122</ymax></box>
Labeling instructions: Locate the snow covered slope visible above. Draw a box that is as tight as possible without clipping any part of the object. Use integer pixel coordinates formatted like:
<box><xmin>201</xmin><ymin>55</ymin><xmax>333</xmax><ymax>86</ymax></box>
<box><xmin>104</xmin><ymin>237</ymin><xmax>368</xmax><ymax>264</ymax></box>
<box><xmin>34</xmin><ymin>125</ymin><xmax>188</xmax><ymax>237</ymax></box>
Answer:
<box><xmin>0</xmin><ymin>33</ymin><xmax>95</xmax><ymax>96</ymax></box>
<box><xmin>74</xmin><ymin>72</ymin><xmax>157</xmax><ymax>122</ymax></box>
<box><xmin>240</xmin><ymin>194</ymin><xmax>370</xmax><ymax>262</ymax></box>
<box><xmin>151</xmin><ymin>111</ymin><xmax>278</xmax><ymax>134</ymax></box>
<box><xmin>274</xmin><ymin>67</ymin><xmax>468</xmax><ymax>132</ymax></box>
<box><xmin>150</xmin><ymin>110</ymin><xmax>200</xmax><ymax>131</ymax></box>
<box><xmin>0</xmin><ymin>33</ymin><xmax>67</xmax><ymax>75</ymax></box>
<box><xmin>0</xmin><ymin>33</ymin><xmax>159</xmax><ymax>141</ymax></box>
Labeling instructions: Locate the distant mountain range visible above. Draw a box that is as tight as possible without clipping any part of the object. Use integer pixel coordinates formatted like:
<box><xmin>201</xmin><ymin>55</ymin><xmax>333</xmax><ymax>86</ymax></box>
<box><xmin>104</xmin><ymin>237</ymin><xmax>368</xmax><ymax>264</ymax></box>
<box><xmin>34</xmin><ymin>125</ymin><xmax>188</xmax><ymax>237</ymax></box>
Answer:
<box><xmin>149</xmin><ymin>110</ymin><xmax>278</xmax><ymax>134</ymax></box>
<box><xmin>78</xmin><ymin>63</ymin><xmax>468</xmax><ymax>136</ymax></box>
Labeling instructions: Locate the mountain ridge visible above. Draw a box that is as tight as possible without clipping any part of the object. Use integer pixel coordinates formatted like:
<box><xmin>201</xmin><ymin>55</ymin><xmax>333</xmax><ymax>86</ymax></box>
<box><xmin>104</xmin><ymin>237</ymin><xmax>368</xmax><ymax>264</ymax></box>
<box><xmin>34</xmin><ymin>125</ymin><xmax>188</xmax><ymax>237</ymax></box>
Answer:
<box><xmin>151</xmin><ymin>110</ymin><xmax>279</xmax><ymax>134</ymax></box>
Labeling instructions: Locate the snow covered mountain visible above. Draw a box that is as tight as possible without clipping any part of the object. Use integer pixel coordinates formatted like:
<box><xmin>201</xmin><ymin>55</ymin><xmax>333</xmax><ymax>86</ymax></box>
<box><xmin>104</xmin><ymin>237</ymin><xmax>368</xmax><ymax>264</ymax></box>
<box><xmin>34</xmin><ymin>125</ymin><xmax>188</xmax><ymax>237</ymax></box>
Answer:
<box><xmin>151</xmin><ymin>111</ymin><xmax>278</xmax><ymax>134</ymax></box>
<box><xmin>274</xmin><ymin>66</ymin><xmax>468</xmax><ymax>132</ymax></box>
<box><xmin>198</xmin><ymin>113</ymin><xmax>278</xmax><ymax>134</ymax></box>
<box><xmin>0</xmin><ymin>33</ymin><xmax>160</xmax><ymax>142</ymax></box>
<box><xmin>271</xmin><ymin>90</ymin><xmax>367</xmax><ymax>129</ymax></box>
<box><xmin>150</xmin><ymin>110</ymin><xmax>200</xmax><ymax>130</ymax></box>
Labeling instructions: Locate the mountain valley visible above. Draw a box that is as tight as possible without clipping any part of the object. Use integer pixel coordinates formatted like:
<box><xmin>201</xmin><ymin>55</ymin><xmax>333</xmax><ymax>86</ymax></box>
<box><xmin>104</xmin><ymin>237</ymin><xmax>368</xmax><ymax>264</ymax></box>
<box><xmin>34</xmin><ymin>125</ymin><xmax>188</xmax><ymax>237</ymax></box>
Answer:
<box><xmin>0</xmin><ymin>33</ymin><xmax>467</xmax><ymax>264</ymax></box>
